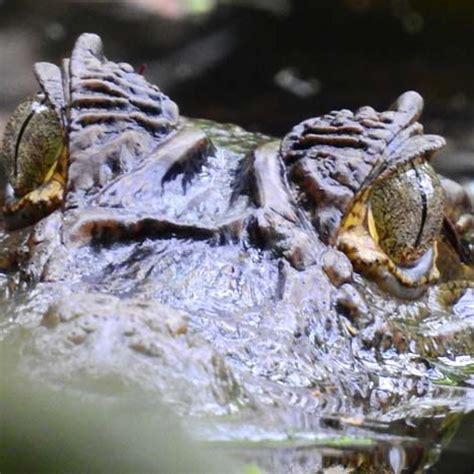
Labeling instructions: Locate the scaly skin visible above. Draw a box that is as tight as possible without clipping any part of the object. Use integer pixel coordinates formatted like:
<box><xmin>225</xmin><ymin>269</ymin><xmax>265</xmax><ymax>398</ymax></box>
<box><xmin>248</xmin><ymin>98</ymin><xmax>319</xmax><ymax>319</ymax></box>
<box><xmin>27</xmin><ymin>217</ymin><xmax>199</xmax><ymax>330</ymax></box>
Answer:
<box><xmin>0</xmin><ymin>33</ymin><xmax>473</xmax><ymax>472</ymax></box>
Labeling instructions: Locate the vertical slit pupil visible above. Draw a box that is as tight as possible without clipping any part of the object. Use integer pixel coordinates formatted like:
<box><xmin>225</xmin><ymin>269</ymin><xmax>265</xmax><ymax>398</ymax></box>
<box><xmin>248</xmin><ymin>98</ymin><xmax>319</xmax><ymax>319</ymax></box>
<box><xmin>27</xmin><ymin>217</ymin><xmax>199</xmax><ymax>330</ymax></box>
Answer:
<box><xmin>13</xmin><ymin>97</ymin><xmax>47</xmax><ymax>186</ymax></box>
<box><xmin>13</xmin><ymin>110</ymin><xmax>35</xmax><ymax>182</ymax></box>
<box><xmin>411</xmin><ymin>162</ymin><xmax>428</xmax><ymax>248</ymax></box>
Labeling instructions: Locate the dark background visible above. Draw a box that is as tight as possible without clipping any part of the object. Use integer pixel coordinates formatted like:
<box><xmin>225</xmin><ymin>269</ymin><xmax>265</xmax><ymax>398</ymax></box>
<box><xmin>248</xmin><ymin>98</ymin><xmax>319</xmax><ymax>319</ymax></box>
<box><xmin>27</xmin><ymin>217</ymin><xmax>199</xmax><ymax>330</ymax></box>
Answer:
<box><xmin>0</xmin><ymin>1</ymin><xmax>472</xmax><ymax>472</ymax></box>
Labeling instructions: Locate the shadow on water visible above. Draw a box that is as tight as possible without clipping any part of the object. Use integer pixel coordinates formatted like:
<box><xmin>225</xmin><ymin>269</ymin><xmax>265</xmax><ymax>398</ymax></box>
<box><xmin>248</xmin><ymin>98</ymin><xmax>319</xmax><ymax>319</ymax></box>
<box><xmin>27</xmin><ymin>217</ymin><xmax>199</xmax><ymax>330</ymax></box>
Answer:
<box><xmin>0</xmin><ymin>1</ymin><xmax>473</xmax><ymax>472</ymax></box>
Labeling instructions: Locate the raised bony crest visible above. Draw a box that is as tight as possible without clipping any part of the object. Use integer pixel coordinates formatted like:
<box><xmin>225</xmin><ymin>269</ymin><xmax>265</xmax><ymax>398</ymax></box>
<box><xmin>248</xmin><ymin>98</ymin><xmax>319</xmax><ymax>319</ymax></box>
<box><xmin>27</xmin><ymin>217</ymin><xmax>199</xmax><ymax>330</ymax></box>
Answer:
<box><xmin>281</xmin><ymin>91</ymin><xmax>447</xmax><ymax>298</ymax></box>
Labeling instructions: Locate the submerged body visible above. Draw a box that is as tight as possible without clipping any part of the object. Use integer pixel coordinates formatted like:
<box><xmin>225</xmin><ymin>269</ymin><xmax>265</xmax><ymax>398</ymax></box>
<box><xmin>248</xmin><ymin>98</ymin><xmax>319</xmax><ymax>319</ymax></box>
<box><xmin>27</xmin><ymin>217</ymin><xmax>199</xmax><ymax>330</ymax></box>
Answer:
<box><xmin>1</xmin><ymin>34</ymin><xmax>473</xmax><ymax>471</ymax></box>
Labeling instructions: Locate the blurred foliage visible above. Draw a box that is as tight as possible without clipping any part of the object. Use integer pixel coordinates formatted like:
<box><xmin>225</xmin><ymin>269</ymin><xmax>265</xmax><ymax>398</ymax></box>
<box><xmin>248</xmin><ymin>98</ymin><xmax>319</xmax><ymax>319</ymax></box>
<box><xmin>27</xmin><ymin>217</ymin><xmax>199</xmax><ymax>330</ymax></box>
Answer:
<box><xmin>0</xmin><ymin>351</ymin><xmax>233</xmax><ymax>474</ymax></box>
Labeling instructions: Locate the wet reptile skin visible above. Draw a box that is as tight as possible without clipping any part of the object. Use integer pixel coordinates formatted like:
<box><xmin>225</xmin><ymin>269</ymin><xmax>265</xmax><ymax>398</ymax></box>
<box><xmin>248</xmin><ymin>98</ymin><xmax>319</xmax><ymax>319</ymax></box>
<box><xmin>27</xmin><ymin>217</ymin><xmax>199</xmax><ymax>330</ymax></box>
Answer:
<box><xmin>0</xmin><ymin>34</ymin><xmax>473</xmax><ymax>468</ymax></box>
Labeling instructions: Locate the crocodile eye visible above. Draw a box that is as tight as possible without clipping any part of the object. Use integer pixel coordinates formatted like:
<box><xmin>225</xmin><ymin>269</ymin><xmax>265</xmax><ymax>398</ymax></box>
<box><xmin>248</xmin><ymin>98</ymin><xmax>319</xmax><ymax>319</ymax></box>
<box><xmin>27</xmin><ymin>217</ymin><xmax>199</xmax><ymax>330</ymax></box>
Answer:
<box><xmin>1</xmin><ymin>93</ymin><xmax>63</xmax><ymax>199</ymax></box>
<box><xmin>369</xmin><ymin>158</ymin><xmax>445</xmax><ymax>266</ymax></box>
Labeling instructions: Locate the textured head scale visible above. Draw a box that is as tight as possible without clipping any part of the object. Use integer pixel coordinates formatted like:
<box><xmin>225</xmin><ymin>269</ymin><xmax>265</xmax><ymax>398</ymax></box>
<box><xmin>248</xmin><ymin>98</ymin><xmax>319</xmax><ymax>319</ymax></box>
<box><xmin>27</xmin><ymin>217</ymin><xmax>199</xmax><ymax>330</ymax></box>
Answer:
<box><xmin>280</xmin><ymin>91</ymin><xmax>446</xmax><ymax>244</ymax></box>
<box><xmin>66</xmin><ymin>34</ymin><xmax>180</xmax><ymax>201</ymax></box>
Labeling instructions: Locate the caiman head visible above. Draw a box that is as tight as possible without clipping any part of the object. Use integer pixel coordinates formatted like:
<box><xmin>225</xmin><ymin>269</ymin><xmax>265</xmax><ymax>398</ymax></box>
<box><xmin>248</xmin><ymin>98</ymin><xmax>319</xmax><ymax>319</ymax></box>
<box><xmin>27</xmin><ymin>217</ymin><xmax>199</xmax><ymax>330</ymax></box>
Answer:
<box><xmin>0</xmin><ymin>33</ymin><xmax>472</xmax><ymax>420</ymax></box>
